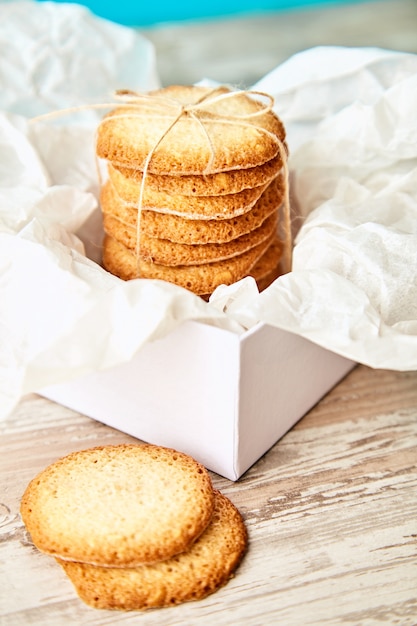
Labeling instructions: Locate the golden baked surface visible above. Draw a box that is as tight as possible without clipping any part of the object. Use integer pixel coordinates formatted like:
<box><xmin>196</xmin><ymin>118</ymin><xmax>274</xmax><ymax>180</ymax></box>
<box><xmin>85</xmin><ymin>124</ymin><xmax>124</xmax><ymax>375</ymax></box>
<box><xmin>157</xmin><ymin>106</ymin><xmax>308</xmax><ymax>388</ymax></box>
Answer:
<box><xmin>102</xmin><ymin>233</ymin><xmax>275</xmax><ymax>293</ymax></box>
<box><xmin>20</xmin><ymin>444</ymin><xmax>215</xmax><ymax>567</ymax></box>
<box><xmin>107</xmin><ymin>163</ymin><xmax>271</xmax><ymax>220</ymax></box>
<box><xmin>56</xmin><ymin>490</ymin><xmax>248</xmax><ymax>611</ymax></box>
<box><xmin>104</xmin><ymin>210</ymin><xmax>278</xmax><ymax>266</ymax></box>
<box><xmin>101</xmin><ymin>173</ymin><xmax>284</xmax><ymax>238</ymax></box>
<box><xmin>97</xmin><ymin>85</ymin><xmax>286</xmax><ymax>175</ymax></box>
<box><xmin>111</xmin><ymin>154</ymin><xmax>283</xmax><ymax>197</ymax></box>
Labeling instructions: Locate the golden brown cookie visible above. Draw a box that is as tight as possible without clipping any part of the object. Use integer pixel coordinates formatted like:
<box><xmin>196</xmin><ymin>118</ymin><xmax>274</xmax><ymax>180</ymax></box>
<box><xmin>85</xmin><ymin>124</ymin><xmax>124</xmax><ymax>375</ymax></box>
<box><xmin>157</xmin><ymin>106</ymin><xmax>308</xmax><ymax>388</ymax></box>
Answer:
<box><xmin>103</xmin><ymin>166</ymin><xmax>284</xmax><ymax>220</ymax></box>
<box><xmin>107</xmin><ymin>163</ymin><xmax>270</xmax><ymax>219</ymax></box>
<box><xmin>200</xmin><ymin>235</ymin><xmax>284</xmax><ymax>299</ymax></box>
<box><xmin>103</xmin><ymin>210</ymin><xmax>278</xmax><ymax>266</ymax></box>
<box><xmin>97</xmin><ymin>85</ymin><xmax>286</xmax><ymax>175</ymax></box>
<box><xmin>251</xmin><ymin>235</ymin><xmax>284</xmax><ymax>290</ymax></box>
<box><xmin>102</xmin><ymin>233</ymin><xmax>273</xmax><ymax>294</ymax></box>
<box><xmin>20</xmin><ymin>444</ymin><xmax>215</xmax><ymax>567</ymax></box>
<box><xmin>101</xmin><ymin>174</ymin><xmax>284</xmax><ymax>243</ymax></box>
<box><xmin>56</xmin><ymin>490</ymin><xmax>248</xmax><ymax>611</ymax></box>
<box><xmin>112</xmin><ymin>153</ymin><xmax>283</xmax><ymax>197</ymax></box>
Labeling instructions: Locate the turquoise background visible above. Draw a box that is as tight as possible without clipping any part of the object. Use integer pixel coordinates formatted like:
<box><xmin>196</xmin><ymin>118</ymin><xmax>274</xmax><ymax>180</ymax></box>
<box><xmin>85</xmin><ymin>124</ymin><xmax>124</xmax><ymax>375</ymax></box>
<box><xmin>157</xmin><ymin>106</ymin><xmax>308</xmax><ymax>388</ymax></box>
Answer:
<box><xmin>36</xmin><ymin>0</ymin><xmax>364</xmax><ymax>27</ymax></box>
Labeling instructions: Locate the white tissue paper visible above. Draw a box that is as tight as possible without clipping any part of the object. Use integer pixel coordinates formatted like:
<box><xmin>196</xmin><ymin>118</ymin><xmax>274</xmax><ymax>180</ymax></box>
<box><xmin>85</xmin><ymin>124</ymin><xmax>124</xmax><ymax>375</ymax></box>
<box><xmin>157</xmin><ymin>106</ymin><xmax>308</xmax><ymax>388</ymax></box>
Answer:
<box><xmin>1</xmin><ymin>3</ymin><xmax>417</xmax><ymax>420</ymax></box>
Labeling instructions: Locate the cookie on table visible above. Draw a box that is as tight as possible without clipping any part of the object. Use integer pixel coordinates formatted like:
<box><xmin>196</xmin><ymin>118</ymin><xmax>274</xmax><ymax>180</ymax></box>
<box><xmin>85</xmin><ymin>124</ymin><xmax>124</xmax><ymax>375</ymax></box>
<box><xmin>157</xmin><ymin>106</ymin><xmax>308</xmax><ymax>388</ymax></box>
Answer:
<box><xmin>96</xmin><ymin>85</ymin><xmax>286</xmax><ymax>175</ymax></box>
<box><xmin>56</xmin><ymin>490</ymin><xmax>248</xmax><ymax>611</ymax></box>
<box><xmin>20</xmin><ymin>444</ymin><xmax>215</xmax><ymax>567</ymax></box>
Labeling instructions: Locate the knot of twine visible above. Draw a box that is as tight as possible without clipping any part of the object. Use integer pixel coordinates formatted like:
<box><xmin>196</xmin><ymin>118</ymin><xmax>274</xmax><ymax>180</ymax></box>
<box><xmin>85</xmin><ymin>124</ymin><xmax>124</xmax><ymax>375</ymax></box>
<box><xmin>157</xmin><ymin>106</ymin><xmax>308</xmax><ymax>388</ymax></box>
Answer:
<box><xmin>31</xmin><ymin>86</ymin><xmax>292</xmax><ymax>279</ymax></box>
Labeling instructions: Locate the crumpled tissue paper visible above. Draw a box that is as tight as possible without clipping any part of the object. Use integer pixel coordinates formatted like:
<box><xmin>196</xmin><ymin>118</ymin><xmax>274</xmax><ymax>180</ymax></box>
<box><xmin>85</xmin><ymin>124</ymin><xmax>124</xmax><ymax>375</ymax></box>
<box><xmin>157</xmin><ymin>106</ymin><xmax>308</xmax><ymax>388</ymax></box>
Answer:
<box><xmin>1</xmin><ymin>3</ymin><xmax>416</xmax><ymax>419</ymax></box>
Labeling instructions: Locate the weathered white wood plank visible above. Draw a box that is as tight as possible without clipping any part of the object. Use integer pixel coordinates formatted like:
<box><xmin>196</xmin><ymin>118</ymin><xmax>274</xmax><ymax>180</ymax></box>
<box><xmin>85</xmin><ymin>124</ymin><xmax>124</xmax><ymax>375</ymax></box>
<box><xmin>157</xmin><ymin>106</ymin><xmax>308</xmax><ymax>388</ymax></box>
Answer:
<box><xmin>1</xmin><ymin>365</ymin><xmax>417</xmax><ymax>626</ymax></box>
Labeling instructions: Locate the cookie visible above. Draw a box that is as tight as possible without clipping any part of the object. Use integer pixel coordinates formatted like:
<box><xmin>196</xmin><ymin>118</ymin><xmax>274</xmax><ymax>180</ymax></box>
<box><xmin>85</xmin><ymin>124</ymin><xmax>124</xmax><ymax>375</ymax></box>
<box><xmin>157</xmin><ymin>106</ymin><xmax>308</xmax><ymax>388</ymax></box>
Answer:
<box><xmin>101</xmin><ymin>174</ymin><xmax>284</xmax><ymax>242</ymax></box>
<box><xmin>105</xmin><ymin>165</ymin><xmax>284</xmax><ymax>222</ymax></box>
<box><xmin>107</xmin><ymin>163</ymin><xmax>271</xmax><ymax>219</ymax></box>
<box><xmin>103</xmin><ymin>210</ymin><xmax>279</xmax><ymax>266</ymax></box>
<box><xmin>198</xmin><ymin>235</ymin><xmax>284</xmax><ymax>299</ymax></box>
<box><xmin>251</xmin><ymin>235</ymin><xmax>284</xmax><ymax>290</ymax></box>
<box><xmin>20</xmin><ymin>444</ymin><xmax>215</xmax><ymax>567</ymax></box>
<box><xmin>97</xmin><ymin>85</ymin><xmax>286</xmax><ymax>175</ymax></box>
<box><xmin>56</xmin><ymin>490</ymin><xmax>248</xmax><ymax>611</ymax></box>
<box><xmin>112</xmin><ymin>153</ymin><xmax>283</xmax><ymax>197</ymax></box>
<box><xmin>102</xmin><ymin>233</ymin><xmax>273</xmax><ymax>294</ymax></box>
<box><xmin>101</xmin><ymin>179</ymin><xmax>282</xmax><ymax>244</ymax></box>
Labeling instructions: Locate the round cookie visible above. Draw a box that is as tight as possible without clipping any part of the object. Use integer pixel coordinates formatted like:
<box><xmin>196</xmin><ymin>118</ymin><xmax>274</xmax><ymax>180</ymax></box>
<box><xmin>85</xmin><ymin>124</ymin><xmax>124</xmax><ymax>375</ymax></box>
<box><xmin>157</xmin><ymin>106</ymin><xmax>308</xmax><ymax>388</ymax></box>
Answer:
<box><xmin>107</xmin><ymin>163</ymin><xmax>270</xmax><ymax>219</ymax></box>
<box><xmin>103</xmin><ymin>210</ymin><xmax>279</xmax><ymax>266</ymax></box>
<box><xmin>101</xmin><ymin>181</ymin><xmax>281</xmax><ymax>244</ymax></box>
<box><xmin>96</xmin><ymin>85</ymin><xmax>286</xmax><ymax>175</ymax></box>
<box><xmin>102</xmin><ymin>233</ymin><xmax>273</xmax><ymax>294</ymax></box>
<box><xmin>113</xmin><ymin>153</ymin><xmax>283</xmax><ymax>197</ymax></box>
<box><xmin>20</xmin><ymin>444</ymin><xmax>215</xmax><ymax>567</ymax></box>
<box><xmin>101</xmin><ymin>174</ymin><xmax>284</xmax><ymax>242</ymax></box>
<box><xmin>56</xmin><ymin>490</ymin><xmax>248</xmax><ymax>611</ymax></box>
<box><xmin>104</xmin><ymin>167</ymin><xmax>284</xmax><ymax>223</ymax></box>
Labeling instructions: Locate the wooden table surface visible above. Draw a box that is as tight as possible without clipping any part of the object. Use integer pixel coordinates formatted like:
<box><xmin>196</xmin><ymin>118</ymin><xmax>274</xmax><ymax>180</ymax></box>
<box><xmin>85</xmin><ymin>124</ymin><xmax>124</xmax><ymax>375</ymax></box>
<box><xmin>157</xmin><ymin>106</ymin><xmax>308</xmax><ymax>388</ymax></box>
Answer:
<box><xmin>1</xmin><ymin>365</ymin><xmax>417</xmax><ymax>625</ymax></box>
<box><xmin>2</xmin><ymin>1</ymin><xmax>417</xmax><ymax>624</ymax></box>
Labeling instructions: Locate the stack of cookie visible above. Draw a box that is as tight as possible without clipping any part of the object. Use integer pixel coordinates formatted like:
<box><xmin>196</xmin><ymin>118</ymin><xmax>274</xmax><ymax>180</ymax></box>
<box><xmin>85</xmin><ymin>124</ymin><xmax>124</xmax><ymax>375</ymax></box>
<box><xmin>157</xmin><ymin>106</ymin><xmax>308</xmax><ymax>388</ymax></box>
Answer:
<box><xmin>96</xmin><ymin>85</ymin><xmax>290</xmax><ymax>297</ymax></box>
<box><xmin>20</xmin><ymin>444</ymin><xmax>248</xmax><ymax>611</ymax></box>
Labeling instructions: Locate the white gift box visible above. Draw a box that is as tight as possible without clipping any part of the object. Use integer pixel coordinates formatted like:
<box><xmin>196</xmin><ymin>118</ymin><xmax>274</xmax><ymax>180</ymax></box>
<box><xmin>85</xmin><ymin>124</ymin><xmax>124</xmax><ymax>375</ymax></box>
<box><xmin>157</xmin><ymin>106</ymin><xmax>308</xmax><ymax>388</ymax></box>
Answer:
<box><xmin>1</xmin><ymin>3</ymin><xmax>415</xmax><ymax>466</ymax></box>
<box><xmin>41</xmin><ymin>320</ymin><xmax>355</xmax><ymax>480</ymax></box>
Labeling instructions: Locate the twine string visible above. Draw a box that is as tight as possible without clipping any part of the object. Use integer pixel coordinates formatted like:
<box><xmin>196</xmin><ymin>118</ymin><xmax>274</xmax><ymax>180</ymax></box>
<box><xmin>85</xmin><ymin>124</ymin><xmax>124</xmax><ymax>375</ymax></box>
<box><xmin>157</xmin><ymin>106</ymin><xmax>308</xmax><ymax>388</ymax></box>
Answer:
<box><xmin>30</xmin><ymin>86</ymin><xmax>292</xmax><ymax>278</ymax></box>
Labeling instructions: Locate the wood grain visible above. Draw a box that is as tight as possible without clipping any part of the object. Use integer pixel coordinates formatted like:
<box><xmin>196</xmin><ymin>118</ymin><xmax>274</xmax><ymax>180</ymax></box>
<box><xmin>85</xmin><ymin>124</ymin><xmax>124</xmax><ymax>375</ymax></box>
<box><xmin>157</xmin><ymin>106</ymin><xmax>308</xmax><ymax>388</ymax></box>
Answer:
<box><xmin>1</xmin><ymin>364</ymin><xmax>416</xmax><ymax>626</ymax></box>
